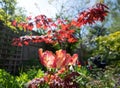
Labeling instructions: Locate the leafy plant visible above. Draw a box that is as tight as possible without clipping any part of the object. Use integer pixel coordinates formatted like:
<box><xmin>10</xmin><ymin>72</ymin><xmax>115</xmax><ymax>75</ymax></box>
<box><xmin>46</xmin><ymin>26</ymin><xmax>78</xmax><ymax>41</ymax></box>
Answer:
<box><xmin>94</xmin><ymin>31</ymin><xmax>120</xmax><ymax>65</ymax></box>
<box><xmin>0</xmin><ymin>69</ymin><xmax>18</xmax><ymax>88</ymax></box>
<box><xmin>0</xmin><ymin>68</ymin><xmax>44</xmax><ymax>88</ymax></box>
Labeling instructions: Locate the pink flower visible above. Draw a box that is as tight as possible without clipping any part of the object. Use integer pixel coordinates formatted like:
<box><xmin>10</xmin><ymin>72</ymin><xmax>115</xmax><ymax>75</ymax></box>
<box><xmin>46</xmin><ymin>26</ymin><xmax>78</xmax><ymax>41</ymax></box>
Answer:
<box><xmin>38</xmin><ymin>49</ymin><xmax>56</xmax><ymax>68</ymax></box>
<box><xmin>38</xmin><ymin>48</ymin><xmax>78</xmax><ymax>69</ymax></box>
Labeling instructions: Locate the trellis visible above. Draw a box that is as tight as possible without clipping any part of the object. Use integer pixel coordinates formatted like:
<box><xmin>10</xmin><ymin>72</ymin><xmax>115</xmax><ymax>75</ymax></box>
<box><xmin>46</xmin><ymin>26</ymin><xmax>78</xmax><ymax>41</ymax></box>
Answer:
<box><xmin>0</xmin><ymin>26</ymin><xmax>46</xmax><ymax>75</ymax></box>
<box><xmin>0</xmin><ymin>28</ymin><xmax>23</xmax><ymax>74</ymax></box>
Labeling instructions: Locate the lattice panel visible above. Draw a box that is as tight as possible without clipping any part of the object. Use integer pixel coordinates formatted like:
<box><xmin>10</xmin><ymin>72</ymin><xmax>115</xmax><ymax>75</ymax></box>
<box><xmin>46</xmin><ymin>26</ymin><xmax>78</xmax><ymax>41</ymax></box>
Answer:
<box><xmin>0</xmin><ymin>28</ymin><xmax>23</xmax><ymax>75</ymax></box>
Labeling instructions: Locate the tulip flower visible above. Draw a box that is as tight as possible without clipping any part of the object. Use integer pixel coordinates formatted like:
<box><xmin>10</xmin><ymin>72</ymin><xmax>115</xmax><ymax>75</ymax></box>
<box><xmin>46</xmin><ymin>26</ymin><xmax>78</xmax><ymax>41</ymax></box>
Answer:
<box><xmin>38</xmin><ymin>48</ymin><xmax>56</xmax><ymax>68</ymax></box>
<box><xmin>38</xmin><ymin>48</ymin><xmax>78</xmax><ymax>69</ymax></box>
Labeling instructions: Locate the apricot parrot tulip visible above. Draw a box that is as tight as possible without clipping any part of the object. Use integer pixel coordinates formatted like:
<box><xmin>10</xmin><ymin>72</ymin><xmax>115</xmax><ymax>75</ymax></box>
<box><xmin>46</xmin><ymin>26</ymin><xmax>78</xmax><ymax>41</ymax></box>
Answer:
<box><xmin>38</xmin><ymin>48</ymin><xmax>78</xmax><ymax>69</ymax></box>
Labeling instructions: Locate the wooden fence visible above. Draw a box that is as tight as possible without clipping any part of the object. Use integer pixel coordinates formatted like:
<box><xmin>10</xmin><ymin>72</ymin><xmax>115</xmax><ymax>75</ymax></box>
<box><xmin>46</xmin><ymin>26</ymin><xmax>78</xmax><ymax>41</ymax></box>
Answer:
<box><xmin>0</xmin><ymin>27</ymin><xmax>45</xmax><ymax>75</ymax></box>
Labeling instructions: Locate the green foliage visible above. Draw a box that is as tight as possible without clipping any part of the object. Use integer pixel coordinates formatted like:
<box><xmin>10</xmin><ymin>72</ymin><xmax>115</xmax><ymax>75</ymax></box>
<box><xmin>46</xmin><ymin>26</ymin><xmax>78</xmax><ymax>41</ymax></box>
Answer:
<box><xmin>0</xmin><ymin>68</ymin><xmax>44</xmax><ymax>88</ymax></box>
<box><xmin>74</xmin><ymin>66</ymin><xmax>120</xmax><ymax>88</ymax></box>
<box><xmin>0</xmin><ymin>66</ymin><xmax>120</xmax><ymax>88</ymax></box>
<box><xmin>16</xmin><ymin>69</ymin><xmax>44</xmax><ymax>88</ymax></box>
<box><xmin>95</xmin><ymin>31</ymin><xmax>120</xmax><ymax>54</ymax></box>
<box><xmin>0</xmin><ymin>8</ymin><xmax>13</xmax><ymax>27</ymax></box>
<box><xmin>0</xmin><ymin>0</ymin><xmax>17</xmax><ymax>15</ymax></box>
<box><xmin>0</xmin><ymin>0</ymin><xmax>26</xmax><ymax>32</ymax></box>
<box><xmin>0</xmin><ymin>69</ymin><xmax>18</xmax><ymax>88</ymax></box>
<box><xmin>94</xmin><ymin>31</ymin><xmax>120</xmax><ymax>65</ymax></box>
<box><xmin>0</xmin><ymin>0</ymin><xmax>17</xmax><ymax>25</ymax></box>
<box><xmin>75</xmin><ymin>66</ymin><xmax>91</xmax><ymax>87</ymax></box>
<box><xmin>87</xmin><ymin>66</ymin><xmax>120</xmax><ymax>88</ymax></box>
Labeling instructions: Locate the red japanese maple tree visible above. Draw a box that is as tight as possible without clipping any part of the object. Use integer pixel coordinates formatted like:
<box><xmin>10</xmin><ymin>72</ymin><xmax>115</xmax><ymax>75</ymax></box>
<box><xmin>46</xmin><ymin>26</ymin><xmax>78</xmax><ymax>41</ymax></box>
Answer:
<box><xmin>12</xmin><ymin>3</ymin><xmax>108</xmax><ymax>47</ymax></box>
